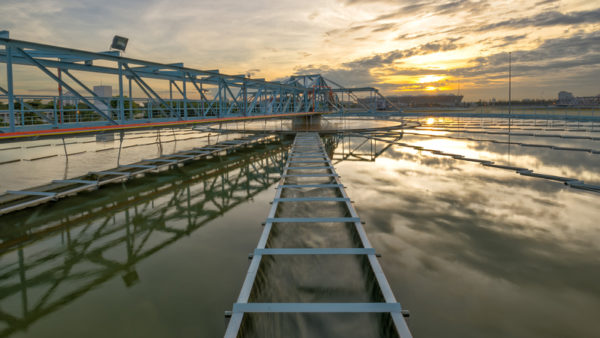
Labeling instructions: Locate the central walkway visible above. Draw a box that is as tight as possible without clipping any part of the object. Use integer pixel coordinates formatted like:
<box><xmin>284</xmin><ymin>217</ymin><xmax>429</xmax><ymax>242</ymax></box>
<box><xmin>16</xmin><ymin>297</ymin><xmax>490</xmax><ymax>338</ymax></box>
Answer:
<box><xmin>225</xmin><ymin>132</ymin><xmax>412</xmax><ymax>337</ymax></box>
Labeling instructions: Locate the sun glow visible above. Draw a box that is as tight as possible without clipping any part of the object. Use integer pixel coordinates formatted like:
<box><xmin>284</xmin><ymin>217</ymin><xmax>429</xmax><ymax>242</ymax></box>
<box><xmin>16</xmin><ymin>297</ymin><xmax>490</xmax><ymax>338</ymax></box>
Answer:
<box><xmin>425</xmin><ymin>86</ymin><xmax>437</xmax><ymax>91</ymax></box>
<box><xmin>418</xmin><ymin>75</ymin><xmax>445</xmax><ymax>83</ymax></box>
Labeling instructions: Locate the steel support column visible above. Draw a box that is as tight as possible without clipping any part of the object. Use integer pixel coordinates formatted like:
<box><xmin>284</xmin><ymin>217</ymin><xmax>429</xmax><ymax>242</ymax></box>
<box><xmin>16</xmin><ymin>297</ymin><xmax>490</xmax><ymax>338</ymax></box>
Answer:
<box><xmin>118</xmin><ymin>62</ymin><xmax>125</xmax><ymax>122</ymax></box>
<box><xmin>6</xmin><ymin>45</ymin><xmax>15</xmax><ymax>132</ymax></box>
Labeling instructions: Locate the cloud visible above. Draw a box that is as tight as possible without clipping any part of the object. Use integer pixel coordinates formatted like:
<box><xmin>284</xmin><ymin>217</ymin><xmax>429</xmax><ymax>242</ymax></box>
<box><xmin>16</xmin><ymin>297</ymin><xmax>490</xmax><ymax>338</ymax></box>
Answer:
<box><xmin>476</xmin><ymin>8</ymin><xmax>600</xmax><ymax>31</ymax></box>
<box><xmin>361</xmin><ymin>0</ymin><xmax>491</xmax><ymax>22</ymax></box>
<box><xmin>371</xmin><ymin>2</ymin><xmax>432</xmax><ymax>21</ymax></box>
<box><xmin>371</xmin><ymin>23</ymin><xmax>397</xmax><ymax>33</ymax></box>
<box><xmin>1</xmin><ymin>0</ymin><xmax>599</xmax><ymax>99</ymax></box>
<box><xmin>492</xmin><ymin>34</ymin><xmax>528</xmax><ymax>47</ymax></box>
<box><xmin>295</xmin><ymin>31</ymin><xmax>600</xmax><ymax>98</ymax></box>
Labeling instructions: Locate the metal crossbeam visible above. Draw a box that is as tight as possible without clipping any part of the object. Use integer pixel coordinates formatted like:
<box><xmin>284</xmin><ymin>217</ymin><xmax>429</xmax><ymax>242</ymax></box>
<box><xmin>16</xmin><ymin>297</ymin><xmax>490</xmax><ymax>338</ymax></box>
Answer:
<box><xmin>52</xmin><ymin>179</ymin><xmax>97</xmax><ymax>185</ymax></box>
<box><xmin>279</xmin><ymin>184</ymin><xmax>343</xmax><ymax>188</ymax></box>
<box><xmin>280</xmin><ymin>173</ymin><xmax>338</xmax><ymax>177</ymax></box>
<box><xmin>288</xmin><ymin>156</ymin><xmax>326</xmax><ymax>159</ymax></box>
<box><xmin>254</xmin><ymin>248</ymin><xmax>375</xmax><ymax>255</ymax></box>
<box><xmin>165</xmin><ymin>155</ymin><xmax>195</xmax><ymax>159</ymax></box>
<box><xmin>286</xmin><ymin>166</ymin><xmax>332</xmax><ymax>170</ymax></box>
<box><xmin>6</xmin><ymin>190</ymin><xmax>57</xmax><ymax>197</ymax></box>
<box><xmin>266</xmin><ymin>217</ymin><xmax>360</xmax><ymax>223</ymax></box>
<box><xmin>232</xmin><ymin>302</ymin><xmax>402</xmax><ymax>313</ymax></box>
<box><xmin>143</xmin><ymin>159</ymin><xmax>178</xmax><ymax>163</ymax></box>
<box><xmin>119</xmin><ymin>164</ymin><xmax>157</xmax><ymax>169</ymax></box>
<box><xmin>290</xmin><ymin>152</ymin><xmax>325</xmax><ymax>156</ymax></box>
<box><xmin>288</xmin><ymin>160</ymin><xmax>328</xmax><ymax>163</ymax></box>
<box><xmin>273</xmin><ymin>197</ymin><xmax>349</xmax><ymax>202</ymax></box>
<box><xmin>89</xmin><ymin>171</ymin><xmax>131</xmax><ymax>176</ymax></box>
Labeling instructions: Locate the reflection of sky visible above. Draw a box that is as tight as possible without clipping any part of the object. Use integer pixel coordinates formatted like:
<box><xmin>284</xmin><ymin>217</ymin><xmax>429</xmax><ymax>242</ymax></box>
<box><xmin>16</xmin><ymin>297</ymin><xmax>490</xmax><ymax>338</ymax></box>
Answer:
<box><xmin>397</xmin><ymin>117</ymin><xmax>600</xmax><ymax>185</ymax></box>
<box><xmin>0</xmin><ymin>129</ymin><xmax>244</xmax><ymax>191</ymax></box>
<box><xmin>336</xmin><ymin>138</ymin><xmax>600</xmax><ymax>337</ymax></box>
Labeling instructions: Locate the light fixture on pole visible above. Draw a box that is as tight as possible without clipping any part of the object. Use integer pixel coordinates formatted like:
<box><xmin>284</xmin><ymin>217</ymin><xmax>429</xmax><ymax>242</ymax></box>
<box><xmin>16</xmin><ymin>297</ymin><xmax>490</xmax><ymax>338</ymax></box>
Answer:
<box><xmin>110</xmin><ymin>35</ymin><xmax>128</xmax><ymax>52</ymax></box>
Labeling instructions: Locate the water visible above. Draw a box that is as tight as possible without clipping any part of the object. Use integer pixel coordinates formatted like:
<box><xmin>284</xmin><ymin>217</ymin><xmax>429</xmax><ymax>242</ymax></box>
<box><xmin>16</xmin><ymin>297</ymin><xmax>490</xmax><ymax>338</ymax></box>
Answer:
<box><xmin>0</xmin><ymin>128</ymin><xmax>243</xmax><ymax>191</ymax></box>
<box><xmin>336</xmin><ymin>119</ymin><xmax>600</xmax><ymax>337</ymax></box>
<box><xmin>1</xmin><ymin>116</ymin><xmax>600</xmax><ymax>337</ymax></box>
<box><xmin>0</xmin><ymin>140</ymin><xmax>287</xmax><ymax>338</ymax></box>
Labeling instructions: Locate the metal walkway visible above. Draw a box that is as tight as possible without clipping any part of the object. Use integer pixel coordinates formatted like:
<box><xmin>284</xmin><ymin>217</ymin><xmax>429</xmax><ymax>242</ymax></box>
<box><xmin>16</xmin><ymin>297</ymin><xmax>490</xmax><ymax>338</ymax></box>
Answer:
<box><xmin>225</xmin><ymin>132</ymin><xmax>412</xmax><ymax>337</ymax></box>
<box><xmin>0</xmin><ymin>133</ymin><xmax>277</xmax><ymax>215</ymax></box>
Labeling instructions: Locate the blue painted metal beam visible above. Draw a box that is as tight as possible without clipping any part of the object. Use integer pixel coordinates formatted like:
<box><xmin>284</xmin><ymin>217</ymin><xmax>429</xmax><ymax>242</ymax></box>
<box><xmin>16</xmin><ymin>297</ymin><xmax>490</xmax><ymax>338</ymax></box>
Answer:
<box><xmin>232</xmin><ymin>302</ymin><xmax>401</xmax><ymax>313</ymax></box>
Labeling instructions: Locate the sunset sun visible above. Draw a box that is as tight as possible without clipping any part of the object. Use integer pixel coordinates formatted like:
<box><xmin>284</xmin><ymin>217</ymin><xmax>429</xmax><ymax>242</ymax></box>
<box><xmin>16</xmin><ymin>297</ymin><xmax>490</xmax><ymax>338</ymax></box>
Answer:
<box><xmin>418</xmin><ymin>75</ymin><xmax>445</xmax><ymax>84</ymax></box>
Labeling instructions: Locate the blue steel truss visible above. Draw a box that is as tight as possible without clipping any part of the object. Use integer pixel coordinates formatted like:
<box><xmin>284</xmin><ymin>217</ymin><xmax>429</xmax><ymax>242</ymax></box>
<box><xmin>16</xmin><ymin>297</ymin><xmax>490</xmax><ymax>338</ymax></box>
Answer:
<box><xmin>0</xmin><ymin>31</ymin><xmax>398</xmax><ymax>137</ymax></box>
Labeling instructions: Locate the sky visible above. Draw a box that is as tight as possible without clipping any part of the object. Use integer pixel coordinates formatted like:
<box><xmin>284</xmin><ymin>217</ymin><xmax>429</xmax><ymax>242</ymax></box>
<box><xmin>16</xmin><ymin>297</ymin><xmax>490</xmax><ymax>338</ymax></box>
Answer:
<box><xmin>1</xmin><ymin>0</ymin><xmax>599</xmax><ymax>100</ymax></box>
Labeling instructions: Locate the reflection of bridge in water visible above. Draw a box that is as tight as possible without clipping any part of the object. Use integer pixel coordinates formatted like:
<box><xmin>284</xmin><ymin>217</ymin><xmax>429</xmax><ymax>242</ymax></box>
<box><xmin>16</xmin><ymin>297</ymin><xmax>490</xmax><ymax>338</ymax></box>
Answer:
<box><xmin>0</xmin><ymin>132</ymin><xmax>396</xmax><ymax>337</ymax></box>
<box><xmin>0</xmin><ymin>140</ymin><xmax>292</xmax><ymax>337</ymax></box>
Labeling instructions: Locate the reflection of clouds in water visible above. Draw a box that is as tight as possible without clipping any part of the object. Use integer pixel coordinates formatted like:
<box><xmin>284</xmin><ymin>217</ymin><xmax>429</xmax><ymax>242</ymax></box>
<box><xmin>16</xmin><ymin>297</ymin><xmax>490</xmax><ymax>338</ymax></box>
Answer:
<box><xmin>470</xmin><ymin>139</ymin><xmax>600</xmax><ymax>171</ymax></box>
<box><xmin>336</xmin><ymin>143</ymin><xmax>600</xmax><ymax>338</ymax></box>
<box><xmin>402</xmin><ymin>133</ymin><xmax>600</xmax><ymax>184</ymax></box>
<box><xmin>383</xmin><ymin>148</ymin><xmax>461</xmax><ymax>171</ymax></box>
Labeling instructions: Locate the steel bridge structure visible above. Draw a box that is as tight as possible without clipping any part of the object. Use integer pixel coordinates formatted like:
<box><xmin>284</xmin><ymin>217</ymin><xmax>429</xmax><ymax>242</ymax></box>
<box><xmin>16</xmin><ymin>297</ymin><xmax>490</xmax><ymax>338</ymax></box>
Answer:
<box><xmin>0</xmin><ymin>31</ymin><xmax>395</xmax><ymax>140</ymax></box>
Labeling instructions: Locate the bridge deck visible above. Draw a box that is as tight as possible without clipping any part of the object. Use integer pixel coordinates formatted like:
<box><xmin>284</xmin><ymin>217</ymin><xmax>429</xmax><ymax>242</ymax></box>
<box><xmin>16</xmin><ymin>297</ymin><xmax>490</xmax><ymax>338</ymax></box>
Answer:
<box><xmin>225</xmin><ymin>132</ymin><xmax>412</xmax><ymax>337</ymax></box>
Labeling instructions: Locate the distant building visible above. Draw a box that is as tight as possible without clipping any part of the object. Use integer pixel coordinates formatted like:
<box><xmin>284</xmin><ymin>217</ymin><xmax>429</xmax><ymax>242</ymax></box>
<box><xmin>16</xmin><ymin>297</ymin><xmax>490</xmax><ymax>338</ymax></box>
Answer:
<box><xmin>61</xmin><ymin>90</ymin><xmax>78</xmax><ymax>106</ymax></box>
<box><xmin>558</xmin><ymin>91</ymin><xmax>576</xmax><ymax>105</ymax></box>
<box><xmin>557</xmin><ymin>91</ymin><xmax>600</xmax><ymax>106</ymax></box>
<box><xmin>93</xmin><ymin>86</ymin><xmax>112</xmax><ymax>113</ymax></box>
<box><xmin>93</xmin><ymin>86</ymin><xmax>112</xmax><ymax>98</ymax></box>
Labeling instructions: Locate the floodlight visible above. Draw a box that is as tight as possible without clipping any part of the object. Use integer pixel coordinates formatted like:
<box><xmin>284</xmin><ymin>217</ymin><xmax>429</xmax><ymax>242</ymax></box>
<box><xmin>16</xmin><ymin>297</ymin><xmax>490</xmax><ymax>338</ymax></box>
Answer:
<box><xmin>110</xmin><ymin>35</ymin><xmax>128</xmax><ymax>52</ymax></box>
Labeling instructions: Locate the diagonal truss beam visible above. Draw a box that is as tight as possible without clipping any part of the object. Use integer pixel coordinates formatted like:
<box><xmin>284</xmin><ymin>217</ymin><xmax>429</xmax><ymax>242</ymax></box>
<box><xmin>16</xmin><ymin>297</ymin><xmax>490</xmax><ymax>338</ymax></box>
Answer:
<box><xmin>16</xmin><ymin>47</ymin><xmax>118</xmax><ymax>124</ymax></box>
<box><xmin>122</xmin><ymin>63</ymin><xmax>180</xmax><ymax>119</ymax></box>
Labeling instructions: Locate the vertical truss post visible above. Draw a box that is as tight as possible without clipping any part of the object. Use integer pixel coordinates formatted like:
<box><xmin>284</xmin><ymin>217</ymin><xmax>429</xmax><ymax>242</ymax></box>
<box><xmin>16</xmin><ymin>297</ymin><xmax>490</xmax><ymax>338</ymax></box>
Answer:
<box><xmin>58</xmin><ymin>69</ymin><xmax>63</xmax><ymax>124</ymax></box>
<box><xmin>242</xmin><ymin>81</ymin><xmax>247</xmax><ymax>116</ymax></box>
<box><xmin>128</xmin><ymin>77</ymin><xmax>133</xmax><ymax>120</ymax></box>
<box><xmin>118</xmin><ymin>62</ymin><xmax>125</xmax><ymax>122</ymax></box>
<box><xmin>219</xmin><ymin>79</ymin><xmax>223</xmax><ymax>118</ymax></box>
<box><xmin>182</xmin><ymin>77</ymin><xmax>187</xmax><ymax>119</ymax></box>
<box><xmin>53</xmin><ymin>97</ymin><xmax>58</xmax><ymax>126</ymax></box>
<box><xmin>6</xmin><ymin>44</ymin><xmax>15</xmax><ymax>132</ymax></box>
<box><xmin>277</xmin><ymin>88</ymin><xmax>282</xmax><ymax>113</ymax></box>
<box><xmin>19</xmin><ymin>97</ymin><xmax>24</xmax><ymax>126</ymax></box>
<box><xmin>200</xmin><ymin>80</ymin><xmax>204</xmax><ymax>116</ymax></box>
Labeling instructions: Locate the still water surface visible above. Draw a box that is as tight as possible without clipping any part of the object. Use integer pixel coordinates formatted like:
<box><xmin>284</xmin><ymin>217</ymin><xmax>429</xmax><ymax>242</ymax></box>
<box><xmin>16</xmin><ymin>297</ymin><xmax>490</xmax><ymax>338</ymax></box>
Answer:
<box><xmin>1</xmin><ymin>117</ymin><xmax>599</xmax><ymax>337</ymax></box>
